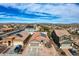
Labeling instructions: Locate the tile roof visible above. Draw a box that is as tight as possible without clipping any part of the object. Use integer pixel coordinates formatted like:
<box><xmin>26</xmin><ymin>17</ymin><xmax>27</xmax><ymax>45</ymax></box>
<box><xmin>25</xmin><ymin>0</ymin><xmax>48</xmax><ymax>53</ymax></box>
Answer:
<box><xmin>29</xmin><ymin>32</ymin><xmax>50</xmax><ymax>42</ymax></box>
<box><xmin>0</xmin><ymin>28</ymin><xmax>14</xmax><ymax>31</ymax></box>
<box><xmin>54</xmin><ymin>29</ymin><xmax>70</xmax><ymax>37</ymax></box>
<box><xmin>6</xmin><ymin>31</ymin><xmax>30</xmax><ymax>41</ymax></box>
<box><xmin>74</xmin><ymin>39</ymin><xmax>79</xmax><ymax>46</ymax></box>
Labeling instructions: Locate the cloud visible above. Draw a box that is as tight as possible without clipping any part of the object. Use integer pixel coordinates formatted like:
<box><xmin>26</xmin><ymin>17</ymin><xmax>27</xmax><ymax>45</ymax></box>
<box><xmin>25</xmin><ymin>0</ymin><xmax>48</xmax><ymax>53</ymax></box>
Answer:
<box><xmin>0</xmin><ymin>3</ymin><xmax>79</xmax><ymax>23</ymax></box>
<box><xmin>0</xmin><ymin>4</ymin><xmax>60</xmax><ymax>20</ymax></box>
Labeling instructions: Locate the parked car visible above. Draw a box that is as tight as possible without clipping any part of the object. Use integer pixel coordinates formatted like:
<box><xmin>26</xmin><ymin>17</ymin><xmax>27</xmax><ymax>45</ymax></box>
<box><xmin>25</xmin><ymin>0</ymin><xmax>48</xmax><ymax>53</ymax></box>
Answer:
<box><xmin>14</xmin><ymin>45</ymin><xmax>22</xmax><ymax>53</ymax></box>
<box><xmin>69</xmin><ymin>48</ymin><xmax>77</xmax><ymax>56</ymax></box>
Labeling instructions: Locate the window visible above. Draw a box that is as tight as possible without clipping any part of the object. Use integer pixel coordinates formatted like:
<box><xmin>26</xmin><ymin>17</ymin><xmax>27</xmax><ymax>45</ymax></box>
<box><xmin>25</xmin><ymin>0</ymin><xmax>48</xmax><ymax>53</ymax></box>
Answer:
<box><xmin>62</xmin><ymin>41</ymin><xmax>71</xmax><ymax>44</ymax></box>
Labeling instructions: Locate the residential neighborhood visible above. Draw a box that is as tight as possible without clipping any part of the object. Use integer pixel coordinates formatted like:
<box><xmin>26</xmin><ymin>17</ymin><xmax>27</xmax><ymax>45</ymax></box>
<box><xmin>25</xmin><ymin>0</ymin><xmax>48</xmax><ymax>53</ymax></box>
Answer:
<box><xmin>0</xmin><ymin>23</ymin><xmax>79</xmax><ymax>56</ymax></box>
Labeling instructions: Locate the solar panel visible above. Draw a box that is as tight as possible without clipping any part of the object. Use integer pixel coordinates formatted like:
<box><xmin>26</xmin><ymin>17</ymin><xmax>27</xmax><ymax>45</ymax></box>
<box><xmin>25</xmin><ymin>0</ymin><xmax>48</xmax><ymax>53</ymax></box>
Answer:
<box><xmin>40</xmin><ymin>33</ymin><xmax>46</xmax><ymax>37</ymax></box>
<box><xmin>16</xmin><ymin>34</ymin><xmax>23</xmax><ymax>37</ymax></box>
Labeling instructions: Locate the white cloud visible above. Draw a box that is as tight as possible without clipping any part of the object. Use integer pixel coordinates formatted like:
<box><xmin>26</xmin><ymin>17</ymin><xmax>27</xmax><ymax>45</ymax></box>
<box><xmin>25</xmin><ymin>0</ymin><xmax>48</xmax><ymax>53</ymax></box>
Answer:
<box><xmin>0</xmin><ymin>3</ymin><xmax>79</xmax><ymax>18</ymax></box>
<box><xmin>0</xmin><ymin>3</ymin><xmax>79</xmax><ymax>23</ymax></box>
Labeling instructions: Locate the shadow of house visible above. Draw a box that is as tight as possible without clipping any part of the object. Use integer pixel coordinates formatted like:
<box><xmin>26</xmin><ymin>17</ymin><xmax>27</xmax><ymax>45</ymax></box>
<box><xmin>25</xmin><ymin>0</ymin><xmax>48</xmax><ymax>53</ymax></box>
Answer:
<box><xmin>51</xmin><ymin>31</ymin><xmax>60</xmax><ymax>48</ymax></box>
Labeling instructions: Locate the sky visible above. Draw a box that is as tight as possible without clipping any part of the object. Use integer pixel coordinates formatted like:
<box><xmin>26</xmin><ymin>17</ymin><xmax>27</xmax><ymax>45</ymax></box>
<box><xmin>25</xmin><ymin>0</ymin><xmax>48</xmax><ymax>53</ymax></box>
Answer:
<box><xmin>0</xmin><ymin>3</ymin><xmax>79</xmax><ymax>24</ymax></box>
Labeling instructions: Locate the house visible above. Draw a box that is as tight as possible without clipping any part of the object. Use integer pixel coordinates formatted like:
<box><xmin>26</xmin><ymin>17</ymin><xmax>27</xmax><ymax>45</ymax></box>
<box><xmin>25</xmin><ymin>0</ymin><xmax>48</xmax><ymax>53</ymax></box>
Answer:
<box><xmin>28</xmin><ymin>32</ymin><xmax>50</xmax><ymax>46</ymax></box>
<box><xmin>0</xmin><ymin>31</ymin><xmax>30</xmax><ymax>47</ymax></box>
<box><xmin>51</xmin><ymin>29</ymin><xmax>72</xmax><ymax>48</ymax></box>
<box><xmin>73</xmin><ymin>38</ymin><xmax>79</xmax><ymax>48</ymax></box>
<box><xmin>25</xmin><ymin>25</ymin><xmax>37</xmax><ymax>32</ymax></box>
<box><xmin>22</xmin><ymin>32</ymin><xmax>58</xmax><ymax>56</ymax></box>
<box><xmin>0</xmin><ymin>28</ymin><xmax>14</xmax><ymax>32</ymax></box>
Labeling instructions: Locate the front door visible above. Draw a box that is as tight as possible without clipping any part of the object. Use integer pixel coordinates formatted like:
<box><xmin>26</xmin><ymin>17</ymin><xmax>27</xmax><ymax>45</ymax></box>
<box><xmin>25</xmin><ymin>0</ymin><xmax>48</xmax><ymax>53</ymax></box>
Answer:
<box><xmin>8</xmin><ymin>41</ymin><xmax>11</xmax><ymax>46</ymax></box>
